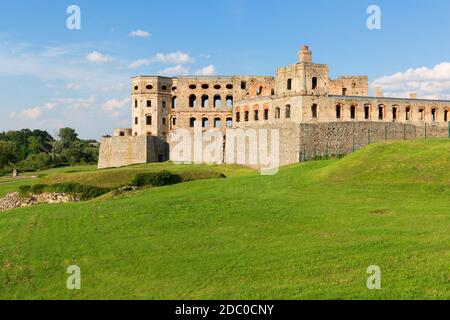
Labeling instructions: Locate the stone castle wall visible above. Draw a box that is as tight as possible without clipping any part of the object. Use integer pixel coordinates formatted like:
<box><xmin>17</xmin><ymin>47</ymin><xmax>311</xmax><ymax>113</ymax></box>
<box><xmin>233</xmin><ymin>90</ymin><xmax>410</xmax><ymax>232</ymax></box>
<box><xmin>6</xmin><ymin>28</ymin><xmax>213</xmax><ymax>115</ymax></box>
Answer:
<box><xmin>98</xmin><ymin>121</ymin><xmax>449</xmax><ymax>170</ymax></box>
<box><xmin>298</xmin><ymin>122</ymin><xmax>449</xmax><ymax>161</ymax></box>
<box><xmin>98</xmin><ymin>136</ymin><xmax>169</xmax><ymax>169</ymax></box>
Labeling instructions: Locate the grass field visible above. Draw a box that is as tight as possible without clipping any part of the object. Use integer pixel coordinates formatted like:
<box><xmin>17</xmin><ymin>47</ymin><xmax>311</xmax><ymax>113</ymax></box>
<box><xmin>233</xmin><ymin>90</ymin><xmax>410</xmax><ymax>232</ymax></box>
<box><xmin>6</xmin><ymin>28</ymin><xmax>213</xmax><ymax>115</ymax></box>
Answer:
<box><xmin>0</xmin><ymin>140</ymin><xmax>449</xmax><ymax>299</ymax></box>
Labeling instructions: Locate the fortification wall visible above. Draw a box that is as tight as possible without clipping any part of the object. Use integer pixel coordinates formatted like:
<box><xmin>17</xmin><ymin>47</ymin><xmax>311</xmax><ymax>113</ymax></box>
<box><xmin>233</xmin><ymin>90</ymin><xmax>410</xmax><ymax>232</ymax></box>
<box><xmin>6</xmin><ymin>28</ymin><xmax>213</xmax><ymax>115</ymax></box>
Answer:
<box><xmin>98</xmin><ymin>136</ymin><xmax>169</xmax><ymax>169</ymax></box>
<box><xmin>298</xmin><ymin>122</ymin><xmax>448</xmax><ymax>161</ymax></box>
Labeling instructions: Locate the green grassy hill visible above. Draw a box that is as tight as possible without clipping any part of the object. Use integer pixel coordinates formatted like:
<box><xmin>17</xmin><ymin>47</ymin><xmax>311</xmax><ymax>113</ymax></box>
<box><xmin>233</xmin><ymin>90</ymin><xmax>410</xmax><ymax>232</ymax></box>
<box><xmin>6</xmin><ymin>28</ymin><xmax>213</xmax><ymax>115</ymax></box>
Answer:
<box><xmin>0</xmin><ymin>140</ymin><xmax>449</xmax><ymax>300</ymax></box>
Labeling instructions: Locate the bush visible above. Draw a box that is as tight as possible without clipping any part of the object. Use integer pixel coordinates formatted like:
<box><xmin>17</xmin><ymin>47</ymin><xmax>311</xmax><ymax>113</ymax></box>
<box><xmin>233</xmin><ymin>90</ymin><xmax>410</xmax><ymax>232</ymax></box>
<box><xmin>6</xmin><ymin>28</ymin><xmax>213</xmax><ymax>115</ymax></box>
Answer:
<box><xmin>18</xmin><ymin>183</ymin><xmax>111</xmax><ymax>200</ymax></box>
<box><xmin>131</xmin><ymin>171</ymin><xmax>174</xmax><ymax>187</ymax></box>
<box><xmin>45</xmin><ymin>183</ymin><xmax>111</xmax><ymax>201</ymax></box>
<box><xmin>31</xmin><ymin>184</ymin><xmax>47</xmax><ymax>194</ymax></box>
<box><xmin>19</xmin><ymin>185</ymin><xmax>31</xmax><ymax>196</ymax></box>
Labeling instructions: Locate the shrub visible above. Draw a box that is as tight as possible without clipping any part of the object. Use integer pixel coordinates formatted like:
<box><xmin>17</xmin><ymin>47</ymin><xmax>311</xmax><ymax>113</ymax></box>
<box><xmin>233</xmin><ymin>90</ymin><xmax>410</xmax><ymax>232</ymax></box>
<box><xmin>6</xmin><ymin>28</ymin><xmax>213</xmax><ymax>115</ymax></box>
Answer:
<box><xmin>19</xmin><ymin>185</ymin><xmax>31</xmax><ymax>196</ymax></box>
<box><xmin>17</xmin><ymin>183</ymin><xmax>110</xmax><ymax>200</ymax></box>
<box><xmin>31</xmin><ymin>184</ymin><xmax>47</xmax><ymax>194</ymax></box>
<box><xmin>45</xmin><ymin>183</ymin><xmax>111</xmax><ymax>201</ymax></box>
<box><xmin>131</xmin><ymin>171</ymin><xmax>174</xmax><ymax>187</ymax></box>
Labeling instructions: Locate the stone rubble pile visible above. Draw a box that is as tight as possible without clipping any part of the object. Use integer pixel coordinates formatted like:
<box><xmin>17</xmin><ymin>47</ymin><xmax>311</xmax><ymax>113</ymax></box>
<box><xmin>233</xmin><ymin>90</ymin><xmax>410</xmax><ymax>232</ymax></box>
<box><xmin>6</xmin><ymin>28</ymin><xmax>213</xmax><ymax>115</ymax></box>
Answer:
<box><xmin>0</xmin><ymin>192</ymin><xmax>79</xmax><ymax>213</ymax></box>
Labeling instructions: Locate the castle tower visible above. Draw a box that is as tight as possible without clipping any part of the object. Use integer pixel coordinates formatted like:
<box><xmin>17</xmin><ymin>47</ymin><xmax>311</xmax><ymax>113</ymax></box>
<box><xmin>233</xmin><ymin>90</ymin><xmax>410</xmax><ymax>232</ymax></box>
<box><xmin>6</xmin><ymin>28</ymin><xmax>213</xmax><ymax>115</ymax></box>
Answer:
<box><xmin>131</xmin><ymin>76</ymin><xmax>172</xmax><ymax>137</ymax></box>
<box><xmin>275</xmin><ymin>45</ymin><xmax>329</xmax><ymax>96</ymax></box>
<box><xmin>298</xmin><ymin>45</ymin><xmax>312</xmax><ymax>63</ymax></box>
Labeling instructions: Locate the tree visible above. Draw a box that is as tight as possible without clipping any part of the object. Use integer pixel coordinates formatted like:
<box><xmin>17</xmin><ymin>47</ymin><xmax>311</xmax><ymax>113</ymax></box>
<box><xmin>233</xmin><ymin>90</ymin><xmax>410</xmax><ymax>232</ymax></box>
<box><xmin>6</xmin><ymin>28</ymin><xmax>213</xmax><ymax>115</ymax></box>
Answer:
<box><xmin>0</xmin><ymin>141</ymin><xmax>17</xmax><ymax>170</ymax></box>
<box><xmin>58</xmin><ymin>128</ymin><xmax>78</xmax><ymax>148</ymax></box>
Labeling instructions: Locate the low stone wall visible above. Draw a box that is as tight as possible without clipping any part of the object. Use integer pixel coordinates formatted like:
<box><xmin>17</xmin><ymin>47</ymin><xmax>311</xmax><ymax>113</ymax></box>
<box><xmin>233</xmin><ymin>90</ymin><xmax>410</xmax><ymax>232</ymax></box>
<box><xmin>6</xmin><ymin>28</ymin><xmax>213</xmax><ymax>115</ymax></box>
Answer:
<box><xmin>0</xmin><ymin>193</ymin><xmax>79</xmax><ymax>212</ymax></box>
<box><xmin>98</xmin><ymin>136</ymin><xmax>169</xmax><ymax>169</ymax></box>
<box><xmin>299</xmin><ymin>122</ymin><xmax>449</xmax><ymax>160</ymax></box>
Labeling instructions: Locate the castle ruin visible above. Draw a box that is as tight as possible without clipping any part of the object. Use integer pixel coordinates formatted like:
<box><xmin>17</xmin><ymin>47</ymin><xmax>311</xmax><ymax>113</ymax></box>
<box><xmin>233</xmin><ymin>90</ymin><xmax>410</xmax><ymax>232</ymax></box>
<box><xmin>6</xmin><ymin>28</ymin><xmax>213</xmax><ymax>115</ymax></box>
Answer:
<box><xmin>98</xmin><ymin>46</ymin><xmax>450</xmax><ymax>169</ymax></box>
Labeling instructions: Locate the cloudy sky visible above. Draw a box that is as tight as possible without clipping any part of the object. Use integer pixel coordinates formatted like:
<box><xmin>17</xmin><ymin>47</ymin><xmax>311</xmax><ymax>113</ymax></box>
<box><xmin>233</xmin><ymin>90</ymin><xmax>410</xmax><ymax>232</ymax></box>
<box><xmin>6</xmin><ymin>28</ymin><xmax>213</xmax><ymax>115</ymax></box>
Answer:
<box><xmin>1</xmin><ymin>0</ymin><xmax>450</xmax><ymax>139</ymax></box>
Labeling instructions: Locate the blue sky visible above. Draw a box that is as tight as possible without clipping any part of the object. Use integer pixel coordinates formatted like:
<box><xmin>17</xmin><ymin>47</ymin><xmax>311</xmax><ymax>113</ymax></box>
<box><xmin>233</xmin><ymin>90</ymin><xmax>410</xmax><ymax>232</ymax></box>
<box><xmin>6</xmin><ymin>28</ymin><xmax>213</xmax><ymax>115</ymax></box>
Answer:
<box><xmin>1</xmin><ymin>0</ymin><xmax>450</xmax><ymax>139</ymax></box>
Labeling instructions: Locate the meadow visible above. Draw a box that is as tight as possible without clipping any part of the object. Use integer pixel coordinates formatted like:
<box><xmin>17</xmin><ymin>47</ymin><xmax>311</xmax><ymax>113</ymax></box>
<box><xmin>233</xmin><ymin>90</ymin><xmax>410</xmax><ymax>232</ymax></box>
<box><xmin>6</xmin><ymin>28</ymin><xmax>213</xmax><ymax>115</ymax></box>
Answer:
<box><xmin>0</xmin><ymin>140</ymin><xmax>449</xmax><ymax>299</ymax></box>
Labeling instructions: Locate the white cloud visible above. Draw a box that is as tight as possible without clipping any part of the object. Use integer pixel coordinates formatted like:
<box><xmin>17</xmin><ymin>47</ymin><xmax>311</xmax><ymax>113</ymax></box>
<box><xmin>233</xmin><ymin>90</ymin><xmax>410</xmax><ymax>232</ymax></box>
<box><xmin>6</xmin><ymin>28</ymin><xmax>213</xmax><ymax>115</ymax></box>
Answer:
<box><xmin>128</xmin><ymin>51</ymin><xmax>195</xmax><ymax>69</ymax></box>
<box><xmin>103</xmin><ymin>98</ymin><xmax>130</xmax><ymax>117</ymax></box>
<box><xmin>9</xmin><ymin>102</ymin><xmax>57</xmax><ymax>120</ymax></box>
<box><xmin>128</xmin><ymin>59</ymin><xmax>151</xmax><ymax>69</ymax></box>
<box><xmin>129</xmin><ymin>30</ymin><xmax>151</xmax><ymax>38</ymax></box>
<box><xmin>158</xmin><ymin>65</ymin><xmax>190</xmax><ymax>76</ymax></box>
<box><xmin>0</xmin><ymin>42</ymin><xmax>135</xmax><ymax>138</ymax></box>
<box><xmin>372</xmin><ymin>62</ymin><xmax>450</xmax><ymax>100</ymax></box>
<box><xmin>56</xmin><ymin>96</ymin><xmax>97</xmax><ymax>110</ymax></box>
<box><xmin>195</xmin><ymin>64</ymin><xmax>217</xmax><ymax>76</ymax></box>
<box><xmin>103</xmin><ymin>98</ymin><xmax>130</xmax><ymax>111</ymax></box>
<box><xmin>66</xmin><ymin>83</ymin><xmax>81</xmax><ymax>90</ymax></box>
<box><xmin>86</xmin><ymin>51</ymin><xmax>112</xmax><ymax>63</ymax></box>
<box><xmin>154</xmin><ymin>51</ymin><xmax>194</xmax><ymax>65</ymax></box>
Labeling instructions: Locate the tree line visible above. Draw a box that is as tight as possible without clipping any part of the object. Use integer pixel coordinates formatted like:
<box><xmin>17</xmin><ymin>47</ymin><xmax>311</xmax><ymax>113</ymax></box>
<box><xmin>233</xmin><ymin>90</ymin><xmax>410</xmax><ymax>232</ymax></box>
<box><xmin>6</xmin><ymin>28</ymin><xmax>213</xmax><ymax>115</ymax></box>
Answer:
<box><xmin>0</xmin><ymin>128</ymin><xmax>99</xmax><ymax>173</ymax></box>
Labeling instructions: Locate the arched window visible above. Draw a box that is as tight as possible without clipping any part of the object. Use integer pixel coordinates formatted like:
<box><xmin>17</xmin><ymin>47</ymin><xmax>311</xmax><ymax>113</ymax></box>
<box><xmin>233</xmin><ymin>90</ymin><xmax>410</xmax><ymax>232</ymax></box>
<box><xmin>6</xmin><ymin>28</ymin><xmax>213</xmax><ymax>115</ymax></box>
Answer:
<box><xmin>364</xmin><ymin>105</ymin><xmax>371</xmax><ymax>120</ymax></box>
<box><xmin>189</xmin><ymin>95</ymin><xmax>197</xmax><ymax>108</ymax></box>
<box><xmin>226</xmin><ymin>95</ymin><xmax>233</xmax><ymax>108</ymax></box>
<box><xmin>146</xmin><ymin>115</ymin><xmax>152</xmax><ymax>125</ymax></box>
<box><xmin>257</xmin><ymin>86</ymin><xmax>263</xmax><ymax>95</ymax></box>
<box><xmin>285</xmin><ymin>105</ymin><xmax>291</xmax><ymax>119</ymax></box>
<box><xmin>406</xmin><ymin>107</ymin><xmax>411</xmax><ymax>121</ymax></box>
<box><xmin>264</xmin><ymin>109</ymin><xmax>269</xmax><ymax>120</ymax></box>
<box><xmin>275</xmin><ymin>107</ymin><xmax>281</xmax><ymax>119</ymax></box>
<box><xmin>214</xmin><ymin>117</ymin><xmax>221</xmax><ymax>128</ymax></box>
<box><xmin>244</xmin><ymin>111</ymin><xmax>249</xmax><ymax>122</ymax></box>
<box><xmin>431</xmin><ymin>108</ymin><xmax>437</xmax><ymax>122</ymax></box>
<box><xmin>378</xmin><ymin>105</ymin><xmax>384</xmax><ymax>120</ymax></box>
<box><xmin>226</xmin><ymin>118</ymin><xmax>233</xmax><ymax>128</ymax></box>
<box><xmin>254</xmin><ymin>109</ymin><xmax>259</xmax><ymax>121</ymax></box>
<box><xmin>419</xmin><ymin>109</ymin><xmax>425</xmax><ymax>121</ymax></box>
<box><xmin>236</xmin><ymin>112</ymin><xmax>240</xmax><ymax>123</ymax></box>
<box><xmin>445</xmin><ymin>110</ymin><xmax>449</xmax><ymax>122</ymax></box>
<box><xmin>350</xmin><ymin>106</ymin><xmax>356</xmax><ymax>119</ymax></box>
<box><xmin>392</xmin><ymin>106</ymin><xmax>398</xmax><ymax>121</ymax></box>
<box><xmin>287</xmin><ymin>79</ymin><xmax>292</xmax><ymax>90</ymax></box>
<box><xmin>172</xmin><ymin>96</ymin><xmax>177</xmax><ymax>109</ymax></box>
<box><xmin>312</xmin><ymin>77</ymin><xmax>318</xmax><ymax>90</ymax></box>
<box><xmin>202</xmin><ymin>117</ymin><xmax>209</xmax><ymax>128</ymax></box>
<box><xmin>214</xmin><ymin>95</ymin><xmax>222</xmax><ymax>108</ymax></box>
<box><xmin>311</xmin><ymin>104</ymin><xmax>318</xmax><ymax>119</ymax></box>
<box><xmin>189</xmin><ymin>117</ymin><xmax>196</xmax><ymax>128</ymax></box>
<box><xmin>202</xmin><ymin>95</ymin><xmax>209</xmax><ymax>108</ymax></box>
<box><xmin>336</xmin><ymin>105</ymin><xmax>342</xmax><ymax>119</ymax></box>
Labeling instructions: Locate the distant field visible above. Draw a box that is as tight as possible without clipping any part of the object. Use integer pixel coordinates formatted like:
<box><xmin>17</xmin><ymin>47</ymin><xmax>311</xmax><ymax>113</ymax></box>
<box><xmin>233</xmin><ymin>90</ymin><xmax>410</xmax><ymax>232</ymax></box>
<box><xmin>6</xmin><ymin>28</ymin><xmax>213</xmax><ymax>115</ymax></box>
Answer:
<box><xmin>0</xmin><ymin>140</ymin><xmax>449</xmax><ymax>299</ymax></box>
